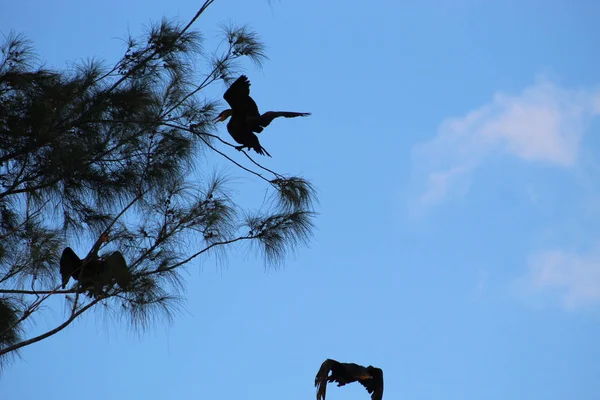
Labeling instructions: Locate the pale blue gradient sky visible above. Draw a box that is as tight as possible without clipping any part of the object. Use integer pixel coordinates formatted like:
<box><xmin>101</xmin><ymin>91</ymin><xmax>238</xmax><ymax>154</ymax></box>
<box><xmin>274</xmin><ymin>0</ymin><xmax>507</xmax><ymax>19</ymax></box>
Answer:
<box><xmin>2</xmin><ymin>1</ymin><xmax>600</xmax><ymax>399</ymax></box>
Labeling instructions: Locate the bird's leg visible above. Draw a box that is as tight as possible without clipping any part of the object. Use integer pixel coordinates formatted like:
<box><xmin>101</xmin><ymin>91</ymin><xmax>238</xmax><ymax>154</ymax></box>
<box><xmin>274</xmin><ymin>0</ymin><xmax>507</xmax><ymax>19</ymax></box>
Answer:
<box><xmin>234</xmin><ymin>145</ymin><xmax>245</xmax><ymax>152</ymax></box>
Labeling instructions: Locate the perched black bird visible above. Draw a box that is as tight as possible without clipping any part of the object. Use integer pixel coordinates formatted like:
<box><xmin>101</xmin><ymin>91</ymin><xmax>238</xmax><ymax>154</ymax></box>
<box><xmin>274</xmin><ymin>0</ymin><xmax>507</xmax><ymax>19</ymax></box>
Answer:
<box><xmin>59</xmin><ymin>246</ymin><xmax>107</xmax><ymax>297</ymax></box>
<box><xmin>214</xmin><ymin>75</ymin><xmax>311</xmax><ymax>157</ymax></box>
<box><xmin>59</xmin><ymin>247</ymin><xmax>105</xmax><ymax>290</ymax></box>
<box><xmin>58</xmin><ymin>234</ymin><xmax>132</xmax><ymax>295</ymax></box>
<box><xmin>315</xmin><ymin>359</ymin><xmax>384</xmax><ymax>400</ymax></box>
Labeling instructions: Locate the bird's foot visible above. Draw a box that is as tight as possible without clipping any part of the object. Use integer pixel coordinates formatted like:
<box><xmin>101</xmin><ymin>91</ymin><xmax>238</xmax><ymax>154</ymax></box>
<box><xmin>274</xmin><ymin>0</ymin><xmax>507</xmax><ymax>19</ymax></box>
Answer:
<box><xmin>234</xmin><ymin>145</ymin><xmax>245</xmax><ymax>152</ymax></box>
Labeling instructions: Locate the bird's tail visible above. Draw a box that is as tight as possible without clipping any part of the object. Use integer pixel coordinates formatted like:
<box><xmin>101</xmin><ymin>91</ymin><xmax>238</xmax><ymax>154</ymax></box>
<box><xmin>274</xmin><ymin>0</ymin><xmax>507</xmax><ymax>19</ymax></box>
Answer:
<box><xmin>254</xmin><ymin>144</ymin><xmax>272</xmax><ymax>158</ymax></box>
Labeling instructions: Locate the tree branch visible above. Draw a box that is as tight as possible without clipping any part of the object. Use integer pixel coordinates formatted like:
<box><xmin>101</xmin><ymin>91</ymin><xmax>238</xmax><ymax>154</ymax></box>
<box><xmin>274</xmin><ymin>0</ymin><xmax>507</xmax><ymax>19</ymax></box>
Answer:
<box><xmin>0</xmin><ymin>299</ymin><xmax>100</xmax><ymax>357</ymax></box>
<box><xmin>145</xmin><ymin>234</ymin><xmax>253</xmax><ymax>275</ymax></box>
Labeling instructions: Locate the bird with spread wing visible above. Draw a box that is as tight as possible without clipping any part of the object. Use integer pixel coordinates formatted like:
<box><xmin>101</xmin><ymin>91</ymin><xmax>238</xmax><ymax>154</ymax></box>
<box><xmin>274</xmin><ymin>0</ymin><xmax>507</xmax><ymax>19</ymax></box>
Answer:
<box><xmin>214</xmin><ymin>75</ymin><xmax>311</xmax><ymax>157</ymax></box>
<box><xmin>315</xmin><ymin>358</ymin><xmax>384</xmax><ymax>400</ymax></box>
<box><xmin>59</xmin><ymin>233</ymin><xmax>132</xmax><ymax>296</ymax></box>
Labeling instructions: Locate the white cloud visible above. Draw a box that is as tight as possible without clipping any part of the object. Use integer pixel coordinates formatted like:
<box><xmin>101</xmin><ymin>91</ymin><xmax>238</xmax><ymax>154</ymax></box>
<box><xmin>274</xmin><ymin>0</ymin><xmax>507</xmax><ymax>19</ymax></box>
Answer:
<box><xmin>420</xmin><ymin>165</ymin><xmax>470</xmax><ymax>206</ymax></box>
<box><xmin>527</xmin><ymin>248</ymin><xmax>600</xmax><ymax>309</ymax></box>
<box><xmin>411</xmin><ymin>75</ymin><xmax>600</xmax><ymax>206</ymax></box>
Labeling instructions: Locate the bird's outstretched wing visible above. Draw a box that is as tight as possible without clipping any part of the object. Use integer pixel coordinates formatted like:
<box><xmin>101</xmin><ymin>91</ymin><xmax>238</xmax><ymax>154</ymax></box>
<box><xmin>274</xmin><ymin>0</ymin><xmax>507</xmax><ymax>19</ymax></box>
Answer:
<box><xmin>358</xmin><ymin>367</ymin><xmax>384</xmax><ymax>400</ymax></box>
<box><xmin>60</xmin><ymin>247</ymin><xmax>81</xmax><ymax>288</ymax></box>
<box><xmin>223</xmin><ymin>75</ymin><xmax>250</xmax><ymax>107</ymax></box>
<box><xmin>104</xmin><ymin>251</ymin><xmax>132</xmax><ymax>290</ymax></box>
<box><xmin>257</xmin><ymin>111</ymin><xmax>311</xmax><ymax>130</ymax></box>
<box><xmin>315</xmin><ymin>359</ymin><xmax>339</xmax><ymax>400</ymax></box>
<box><xmin>223</xmin><ymin>75</ymin><xmax>260</xmax><ymax>117</ymax></box>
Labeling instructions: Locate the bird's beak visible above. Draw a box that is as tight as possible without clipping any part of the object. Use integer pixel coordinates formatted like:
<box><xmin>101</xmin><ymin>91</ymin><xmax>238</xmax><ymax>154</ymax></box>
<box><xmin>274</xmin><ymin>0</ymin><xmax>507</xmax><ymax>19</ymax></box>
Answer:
<box><xmin>213</xmin><ymin>115</ymin><xmax>223</xmax><ymax>123</ymax></box>
<box><xmin>359</xmin><ymin>375</ymin><xmax>373</xmax><ymax>380</ymax></box>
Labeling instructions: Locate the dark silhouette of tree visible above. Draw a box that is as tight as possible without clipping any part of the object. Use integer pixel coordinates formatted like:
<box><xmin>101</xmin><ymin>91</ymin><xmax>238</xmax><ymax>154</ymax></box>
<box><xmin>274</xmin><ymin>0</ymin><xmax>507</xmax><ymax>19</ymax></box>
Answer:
<box><xmin>0</xmin><ymin>0</ymin><xmax>317</xmax><ymax>368</ymax></box>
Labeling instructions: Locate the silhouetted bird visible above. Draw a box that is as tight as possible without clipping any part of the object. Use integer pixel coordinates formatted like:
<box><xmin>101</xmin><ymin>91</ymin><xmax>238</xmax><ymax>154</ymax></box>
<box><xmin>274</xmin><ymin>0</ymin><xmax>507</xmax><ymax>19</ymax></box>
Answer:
<box><xmin>315</xmin><ymin>359</ymin><xmax>384</xmax><ymax>400</ymax></box>
<box><xmin>214</xmin><ymin>75</ymin><xmax>311</xmax><ymax>157</ymax></box>
<box><xmin>59</xmin><ymin>234</ymin><xmax>132</xmax><ymax>296</ymax></box>
<box><xmin>60</xmin><ymin>246</ymin><xmax>105</xmax><ymax>290</ymax></box>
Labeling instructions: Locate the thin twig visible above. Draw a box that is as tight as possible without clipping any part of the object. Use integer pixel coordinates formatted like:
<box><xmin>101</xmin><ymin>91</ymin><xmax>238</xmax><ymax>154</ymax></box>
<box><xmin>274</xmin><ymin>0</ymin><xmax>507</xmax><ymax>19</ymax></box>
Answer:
<box><xmin>195</xmin><ymin>134</ymin><xmax>274</xmax><ymax>185</ymax></box>
<box><xmin>0</xmin><ymin>282</ymin><xmax>69</xmax><ymax>342</ymax></box>
<box><xmin>145</xmin><ymin>235</ymin><xmax>253</xmax><ymax>275</ymax></box>
<box><xmin>83</xmin><ymin>119</ymin><xmax>281</xmax><ymax>186</ymax></box>
<box><xmin>85</xmin><ymin>188</ymin><xmax>149</xmax><ymax>260</ymax></box>
<box><xmin>241</xmin><ymin>150</ymin><xmax>284</xmax><ymax>179</ymax></box>
<box><xmin>160</xmin><ymin>41</ymin><xmax>233</xmax><ymax>118</ymax></box>
<box><xmin>163</xmin><ymin>122</ymin><xmax>284</xmax><ymax>181</ymax></box>
<box><xmin>0</xmin><ymin>289</ymin><xmax>76</xmax><ymax>295</ymax></box>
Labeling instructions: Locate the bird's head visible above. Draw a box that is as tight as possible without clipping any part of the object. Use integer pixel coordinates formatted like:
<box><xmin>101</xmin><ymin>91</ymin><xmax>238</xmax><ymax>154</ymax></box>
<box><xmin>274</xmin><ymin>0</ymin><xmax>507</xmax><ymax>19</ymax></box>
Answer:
<box><xmin>214</xmin><ymin>109</ymin><xmax>233</xmax><ymax>123</ymax></box>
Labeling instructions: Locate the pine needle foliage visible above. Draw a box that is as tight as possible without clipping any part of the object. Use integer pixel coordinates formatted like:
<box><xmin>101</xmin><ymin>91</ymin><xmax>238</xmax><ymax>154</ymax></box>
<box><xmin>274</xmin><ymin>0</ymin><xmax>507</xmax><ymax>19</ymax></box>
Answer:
<box><xmin>0</xmin><ymin>0</ymin><xmax>317</xmax><ymax>368</ymax></box>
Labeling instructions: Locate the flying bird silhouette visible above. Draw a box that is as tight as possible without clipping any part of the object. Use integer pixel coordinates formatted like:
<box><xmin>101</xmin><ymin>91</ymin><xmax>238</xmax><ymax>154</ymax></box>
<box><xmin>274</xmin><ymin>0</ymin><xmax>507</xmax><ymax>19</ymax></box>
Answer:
<box><xmin>214</xmin><ymin>75</ymin><xmax>311</xmax><ymax>157</ymax></box>
<box><xmin>315</xmin><ymin>358</ymin><xmax>384</xmax><ymax>400</ymax></box>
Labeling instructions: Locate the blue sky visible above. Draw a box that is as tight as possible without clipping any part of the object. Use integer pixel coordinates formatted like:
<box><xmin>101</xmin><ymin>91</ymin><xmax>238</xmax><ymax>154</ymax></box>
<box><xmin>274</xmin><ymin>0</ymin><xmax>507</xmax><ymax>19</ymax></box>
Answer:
<box><xmin>2</xmin><ymin>0</ymin><xmax>600</xmax><ymax>399</ymax></box>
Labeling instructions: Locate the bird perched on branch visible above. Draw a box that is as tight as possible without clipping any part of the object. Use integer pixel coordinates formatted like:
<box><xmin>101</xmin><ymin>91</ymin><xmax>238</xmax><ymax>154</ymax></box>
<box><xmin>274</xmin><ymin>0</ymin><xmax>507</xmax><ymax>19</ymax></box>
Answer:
<box><xmin>214</xmin><ymin>75</ymin><xmax>311</xmax><ymax>157</ymax></box>
<box><xmin>315</xmin><ymin>358</ymin><xmax>384</xmax><ymax>400</ymax></box>
<box><xmin>59</xmin><ymin>232</ymin><xmax>109</xmax><ymax>290</ymax></box>
<box><xmin>59</xmin><ymin>233</ymin><xmax>132</xmax><ymax>296</ymax></box>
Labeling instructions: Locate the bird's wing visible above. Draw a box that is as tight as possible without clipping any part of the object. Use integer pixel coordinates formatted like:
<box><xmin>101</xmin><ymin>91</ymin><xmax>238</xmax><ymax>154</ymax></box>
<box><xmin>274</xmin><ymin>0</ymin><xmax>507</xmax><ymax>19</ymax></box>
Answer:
<box><xmin>223</xmin><ymin>75</ymin><xmax>252</xmax><ymax>109</ymax></box>
<box><xmin>59</xmin><ymin>247</ymin><xmax>81</xmax><ymax>288</ymax></box>
<box><xmin>315</xmin><ymin>359</ymin><xmax>339</xmax><ymax>400</ymax></box>
<box><xmin>244</xmin><ymin>96</ymin><xmax>261</xmax><ymax>118</ymax></box>
<box><xmin>223</xmin><ymin>75</ymin><xmax>261</xmax><ymax>118</ymax></box>
<box><xmin>257</xmin><ymin>111</ymin><xmax>311</xmax><ymax>129</ymax></box>
<box><xmin>358</xmin><ymin>368</ymin><xmax>384</xmax><ymax>400</ymax></box>
<box><xmin>104</xmin><ymin>251</ymin><xmax>132</xmax><ymax>290</ymax></box>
